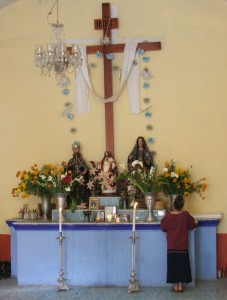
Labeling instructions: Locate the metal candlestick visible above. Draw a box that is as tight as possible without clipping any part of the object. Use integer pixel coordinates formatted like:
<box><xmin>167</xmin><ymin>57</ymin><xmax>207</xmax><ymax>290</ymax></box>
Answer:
<box><xmin>56</xmin><ymin>232</ymin><xmax>69</xmax><ymax>291</ymax></box>
<box><xmin>128</xmin><ymin>231</ymin><xmax>140</xmax><ymax>293</ymax></box>
<box><xmin>56</xmin><ymin>220</ymin><xmax>69</xmax><ymax>292</ymax></box>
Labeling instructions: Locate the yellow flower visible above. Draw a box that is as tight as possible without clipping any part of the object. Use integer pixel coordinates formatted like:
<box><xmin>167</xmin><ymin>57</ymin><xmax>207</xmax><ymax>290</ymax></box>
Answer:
<box><xmin>21</xmin><ymin>183</ymin><xmax>26</xmax><ymax>189</ymax></box>
<box><xmin>16</xmin><ymin>188</ymin><xmax>22</xmax><ymax>194</ymax></box>
<box><xmin>23</xmin><ymin>174</ymin><xmax>29</xmax><ymax>180</ymax></box>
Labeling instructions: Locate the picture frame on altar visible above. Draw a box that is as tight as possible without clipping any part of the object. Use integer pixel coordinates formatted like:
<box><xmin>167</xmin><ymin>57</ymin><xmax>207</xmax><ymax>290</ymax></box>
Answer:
<box><xmin>89</xmin><ymin>197</ymin><xmax>100</xmax><ymax>209</ymax></box>
<box><xmin>96</xmin><ymin>211</ymin><xmax>105</xmax><ymax>222</ymax></box>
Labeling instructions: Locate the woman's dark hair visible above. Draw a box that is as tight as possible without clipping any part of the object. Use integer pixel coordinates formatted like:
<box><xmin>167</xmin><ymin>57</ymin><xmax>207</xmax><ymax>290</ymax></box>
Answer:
<box><xmin>173</xmin><ymin>195</ymin><xmax>185</xmax><ymax>211</ymax></box>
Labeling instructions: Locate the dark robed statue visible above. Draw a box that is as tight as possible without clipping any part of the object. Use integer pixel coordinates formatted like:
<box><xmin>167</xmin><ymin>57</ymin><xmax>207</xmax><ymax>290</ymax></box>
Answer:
<box><xmin>62</xmin><ymin>141</ymin><xmax>89</xmax><ymax>208</ymax></box>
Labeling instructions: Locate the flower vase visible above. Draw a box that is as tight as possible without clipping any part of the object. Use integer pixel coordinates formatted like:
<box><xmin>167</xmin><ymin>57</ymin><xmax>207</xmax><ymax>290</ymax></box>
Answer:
<box><xmin>41</xmin><ymin>196</ymin><xmax>52</xmax><ymax>220</ymax></box>
<box><xmin>54</xmin><ymin>193</ymin><xmax>68</xmax><ymax>222</ymax></box>
<box><xmin>144</xmin><ymin>192</ymin><xmax>156</xmax><ymax>222</ymax></box>
<box><xmin>169</xmin><ymin>194</ymin><xmax>182</xmax><ymax>212</ymax></box>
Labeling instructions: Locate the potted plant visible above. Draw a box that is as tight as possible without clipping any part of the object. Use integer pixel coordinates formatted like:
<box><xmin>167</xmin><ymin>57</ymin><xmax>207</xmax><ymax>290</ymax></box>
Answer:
<box><xmin>116</xmin><ymin>161</ymin><xmax>168</xmax><ymax>221</ymax></box>
<box><xmin>117</xmin><ymin>160</ymin><xmax>168</xmax><ymax>193</ymax></box>
<box><xmin>159</xmin><ymin>159</ymin><xmax>207</xmax><ymax>198</ymax></box>
<box><xmin>11</xmin><ymin>163</ymin><xmax>82</xmax><ymax>218</ymax></box>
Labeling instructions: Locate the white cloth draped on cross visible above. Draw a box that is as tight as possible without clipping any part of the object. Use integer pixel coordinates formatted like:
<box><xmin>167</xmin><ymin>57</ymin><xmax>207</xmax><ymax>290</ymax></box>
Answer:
<box><xmin>74</xmin><ymin>42</ymin><xmax>141</xmax><ymax>114</ymax></box>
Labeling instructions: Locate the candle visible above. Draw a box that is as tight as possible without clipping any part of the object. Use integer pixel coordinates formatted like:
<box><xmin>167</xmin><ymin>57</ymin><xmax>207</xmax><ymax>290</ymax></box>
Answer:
<box><xmin>59</xmin><ymin>208</ymin><xmax>62</xmax><ymax>233</ymax></box>
<box><xmin>132</xmin><ymin>202</ymin><xmax>138</xmax><ymax>232</ymax></box>
<box><xmin>107</xmin><ymin>214</ymin><xmax>112</xmax><ymax>223</ymax></box>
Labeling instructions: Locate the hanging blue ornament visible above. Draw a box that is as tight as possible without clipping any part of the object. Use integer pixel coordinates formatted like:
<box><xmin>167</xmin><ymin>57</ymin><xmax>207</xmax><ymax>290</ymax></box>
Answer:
<box><xmin>63</xmin><ymin>88</ymin><xmax>69</xmax><ymax>95</ymax></box>
<box><xmin>145</xmin><ymin>111</ymin><xmax>152</xmax><ymax>118</ymax></box>
<box><xmin>67</xmin><ymin>114</ymin><xmax>74</xmax><ymax>120</ymax></box>
<box><xmin>143</xmin><ymin>82</ymin><xmax>150</xmax><ymax>89</ymax></box>
<box><xmin>142</xmin><ymin>56</ymin><xmax>150</xmax><ymax>63</ymax></box>
<box><xmin>148</xmin><ymin>137</ymin><xmax>155</xmax><ymax>144</ymax></box>
<box><xmin>96</xmin><ymin>51</ymin><xmax>103</xmax><ymax>57</ymax></box>
<box><xmin>106</xmin><ymin>53</ymin><xmax>114</xmax><ymax>60</ymax></box>
<box><xmin>137</xmin><ymin>48</ymin><xmax>145</xmax><ymax>55</ymax></box>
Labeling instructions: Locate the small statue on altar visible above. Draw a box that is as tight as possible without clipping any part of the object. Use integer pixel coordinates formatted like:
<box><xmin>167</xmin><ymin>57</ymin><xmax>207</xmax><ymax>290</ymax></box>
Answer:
<box><xmin>98</xmin><ymin>151</ymin><xmax>118</xmax><ymax>194</ymax></box>
<box><xmin>62</xmin><ymin>141</ymin><xmax>89</xmax><ymax>208</ymax></box>
<box><xmin>128</xmin><ymin>136</ymin><xmax>153</xmax><ymax>173</ymax></box>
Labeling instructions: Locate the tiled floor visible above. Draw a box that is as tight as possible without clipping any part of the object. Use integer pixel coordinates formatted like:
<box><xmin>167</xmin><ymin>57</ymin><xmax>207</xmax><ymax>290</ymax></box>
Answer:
<box><xmin>0</xmin><ymin>277</ymin><xmax>227</xmax><ymax>300</ymax></box>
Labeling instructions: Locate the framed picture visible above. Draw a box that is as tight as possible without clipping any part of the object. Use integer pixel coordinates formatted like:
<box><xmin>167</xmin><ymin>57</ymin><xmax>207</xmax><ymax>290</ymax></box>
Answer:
<box><xmin>96</xmin><ymin>211</ymin><xmax>105</xmax><ymax>222</ymax></box>
<box><xmin>105</xmin><ymin>206</ymin><xmax>116</xmax><ymax>221</ymax></box>
<box><xmin>89</xmin><ymin>197</ymin><xmax>100</xmax><ymax>209</ymax></box>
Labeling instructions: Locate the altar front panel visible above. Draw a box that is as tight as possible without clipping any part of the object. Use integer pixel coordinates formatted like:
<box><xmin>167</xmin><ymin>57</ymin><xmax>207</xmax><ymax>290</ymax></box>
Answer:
<box><xmin>8</xmin><ymin>223</ymin><xmax>195</xmax><ymax>287</ymax></box>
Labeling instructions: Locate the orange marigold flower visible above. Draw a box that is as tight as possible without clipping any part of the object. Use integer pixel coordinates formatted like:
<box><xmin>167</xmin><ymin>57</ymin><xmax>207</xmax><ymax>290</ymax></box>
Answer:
<box><xmin>183</xmin><ymin>178</ymin><xmax>189</xmax><ymax>184</ymax></box>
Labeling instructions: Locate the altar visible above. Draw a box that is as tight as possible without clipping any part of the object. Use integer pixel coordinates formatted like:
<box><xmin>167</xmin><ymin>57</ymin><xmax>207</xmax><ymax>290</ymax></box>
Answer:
<box><xmin>6</xmin><ymin>212</ymin><xmax>222</xmax><ymax>287</ymax></box>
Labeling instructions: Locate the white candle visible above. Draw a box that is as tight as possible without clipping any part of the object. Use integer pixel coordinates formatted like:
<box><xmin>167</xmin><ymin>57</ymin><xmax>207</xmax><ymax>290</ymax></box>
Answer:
<box><xmin>59</xmin><ymin>208</ymin><xmax>62</xmax><ymax>233</ymax></box>
<box><xmin>107</xmin><ymin>214</ymin><xmax>112</xmax><ymax>223</ymax></box>
<box><xmin>132</xmin><ymin>202</ymin><xmax>138</xmax><ymax>232</ymax></box>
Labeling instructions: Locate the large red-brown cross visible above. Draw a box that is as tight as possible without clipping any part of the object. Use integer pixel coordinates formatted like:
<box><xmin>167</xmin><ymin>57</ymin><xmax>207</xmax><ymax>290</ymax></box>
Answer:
<box><xmin>75</xmin><ymin>3</ymin><xmax>161</xmax><ymax>156</ymax></box>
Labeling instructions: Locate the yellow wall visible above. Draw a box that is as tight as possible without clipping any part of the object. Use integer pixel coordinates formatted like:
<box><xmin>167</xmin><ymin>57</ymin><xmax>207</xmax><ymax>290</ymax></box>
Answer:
<box><xmin>0</xmin><ymin>0</ymin><xmax>226</xmax><ymax>233</ymax></box>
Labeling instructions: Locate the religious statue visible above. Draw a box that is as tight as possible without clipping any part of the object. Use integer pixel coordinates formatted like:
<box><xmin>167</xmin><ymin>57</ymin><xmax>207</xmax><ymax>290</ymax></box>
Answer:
<box><xmin>98</xmin><ymin>151</ymin><xmax>118</xmax><ymax>194</ymax></box>
<box><xmin>62</xmin><ymin>141</ymin><xmax>89</xmax><ymax>208</ymax></box>
<box><xmin>128</xmin><ymin>136</ymin><xmax>153</xmax><ymax>173</ymax></box>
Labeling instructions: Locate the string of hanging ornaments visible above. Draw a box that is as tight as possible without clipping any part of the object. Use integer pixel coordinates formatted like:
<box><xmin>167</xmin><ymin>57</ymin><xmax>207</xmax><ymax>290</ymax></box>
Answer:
<box><xmin>34</xmin><ymin>0</ymin><xmax>82</xmax><ymax>86</ymax></box>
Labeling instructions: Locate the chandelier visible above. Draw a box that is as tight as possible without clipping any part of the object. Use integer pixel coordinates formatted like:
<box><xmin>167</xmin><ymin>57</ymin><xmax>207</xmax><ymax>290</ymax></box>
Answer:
<box><xmin>34</xmin><ymin>0</ymin><xmax>82</xmax><ymax>85</ymax></box>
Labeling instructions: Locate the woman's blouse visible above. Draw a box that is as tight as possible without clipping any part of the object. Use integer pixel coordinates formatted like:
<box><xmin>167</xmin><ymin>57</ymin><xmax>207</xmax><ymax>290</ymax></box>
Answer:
<box><xmin>161</xmin><ymin>211</ymin><xmax>196</xmax><ymax>250</ymax></box>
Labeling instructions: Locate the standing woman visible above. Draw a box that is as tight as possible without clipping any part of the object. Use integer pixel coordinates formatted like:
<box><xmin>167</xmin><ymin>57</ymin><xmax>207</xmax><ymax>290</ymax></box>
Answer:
<box><xmin>161</xmin><ymin>195</ymin><xmax>196</xmax><ymax>293</ymax></box>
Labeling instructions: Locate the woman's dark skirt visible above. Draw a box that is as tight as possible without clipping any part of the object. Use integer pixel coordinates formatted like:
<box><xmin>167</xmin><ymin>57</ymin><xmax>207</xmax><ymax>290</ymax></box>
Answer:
<box><xmin>167</xmin><ymin>250</ymin><xmax>192</xmax><ymax>284</ymax></box>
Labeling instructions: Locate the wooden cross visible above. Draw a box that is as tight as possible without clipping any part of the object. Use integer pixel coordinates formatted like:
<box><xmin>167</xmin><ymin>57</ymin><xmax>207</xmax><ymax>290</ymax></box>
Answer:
<box><xmin>70</xmin><ymin>3</ymin><xmax>161</xmax><ymax>156</ymax></box>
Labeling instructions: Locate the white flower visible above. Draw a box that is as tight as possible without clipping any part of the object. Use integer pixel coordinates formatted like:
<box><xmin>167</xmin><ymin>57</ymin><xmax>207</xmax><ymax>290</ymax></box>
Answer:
<box><xmin>170</xmin><ymin>172</ymin><xmax>178</xmax><ymax>178</ymax></box>
<box><xmin>65</xmin><ymin>187</ymin><xmax>71</xmax><ymax>192</ymax></box>
<box><xmin>162</xmin><ymin>167</ymin><xmax>168</xmax><ymax>173</ymax></box>
<box><xmin>132</xmin><ymin>160</ymin><xmax>143</xmax><ymax>168</ymax></box>
<box><xmin>47</xmin><ymin>175</ymin><xmax>53</xmax><ymax>181</ymax></box>
<box><xmin>149</xmin><ymin>166</ymin><xmax>155</xmax><ymax>175</ymax></box>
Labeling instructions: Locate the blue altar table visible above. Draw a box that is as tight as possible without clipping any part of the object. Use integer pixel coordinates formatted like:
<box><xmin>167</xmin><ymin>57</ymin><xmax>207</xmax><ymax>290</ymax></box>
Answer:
<box><xmin>6</xmin><ymin>212</ymin><xmax>222</xmax><ymax>287</ymax></box>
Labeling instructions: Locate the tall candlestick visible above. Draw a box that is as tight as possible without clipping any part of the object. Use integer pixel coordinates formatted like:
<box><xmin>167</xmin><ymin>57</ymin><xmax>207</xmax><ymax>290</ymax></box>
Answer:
<box><xmin>132</xmin><ymin>202</ymin><xmax>138</xmax><ymax>232</ymax></box>
<box><xmin>59</xmin><ymin>207</ymin><xmax>62</xmax><ymax>233</ymax></box>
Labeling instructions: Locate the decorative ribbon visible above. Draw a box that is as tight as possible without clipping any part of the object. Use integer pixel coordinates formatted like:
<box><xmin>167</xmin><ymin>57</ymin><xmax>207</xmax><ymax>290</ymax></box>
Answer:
<box><xmin>74</xmin><ymin>42</ymin><xmax>141</xmax><ymax>114</ymax></box>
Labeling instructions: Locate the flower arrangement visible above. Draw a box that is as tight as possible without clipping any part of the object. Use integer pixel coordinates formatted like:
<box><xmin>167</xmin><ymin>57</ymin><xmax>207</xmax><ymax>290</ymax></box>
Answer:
<box><xmin>11</xmin><ymin>163</ymin><xmax>83</xmax><ymax>199</ymax></box>
<box><xmin>116</xmin><ymin>160</ymin><xmax>168</xmax><ymax>193</ymax></box>
<box><xmin>160</xmin><ymin>159</ymin><xmax>207</xmax><ymax>199</ymax></box>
